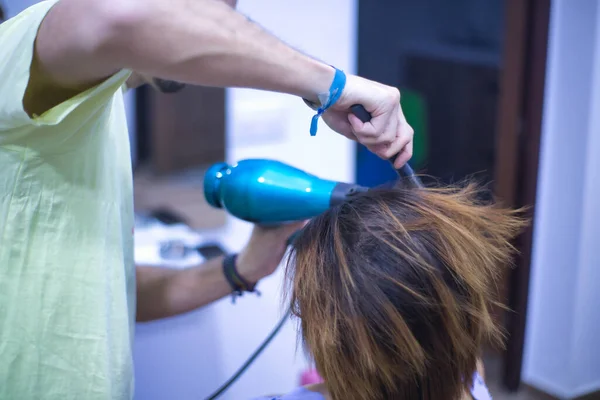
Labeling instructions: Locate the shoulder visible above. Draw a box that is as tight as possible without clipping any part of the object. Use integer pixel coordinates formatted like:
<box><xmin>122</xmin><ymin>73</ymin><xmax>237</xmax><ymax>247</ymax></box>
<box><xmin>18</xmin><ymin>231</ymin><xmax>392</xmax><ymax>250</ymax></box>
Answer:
<box><xmin>0</xmin><ymin>0</ymin><xmax>130</xmax><ymax>131</ymax></box>
<box><xmin>0</xmin><ymin>1</ymin><xmax>59</xmax><ymax>127</ymax></box>
<box><xmin>0</xmin><ymin>1</ymin><xmax>58</xmax><ymax>36</ymax></box>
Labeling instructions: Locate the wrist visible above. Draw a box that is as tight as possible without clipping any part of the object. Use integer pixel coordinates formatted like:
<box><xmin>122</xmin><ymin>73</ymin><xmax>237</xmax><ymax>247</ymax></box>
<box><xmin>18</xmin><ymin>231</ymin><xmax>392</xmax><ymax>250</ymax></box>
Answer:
<box><xmin>235</xmin><ymin>251</ymin><xmax>264</xmax><ymax>284</ymax></box>
<box><xmin>299</xmin><ymin>60</ymin><xmax>336</xmax><ymax>104</ymax></box>
<box><xmin>301</xmin><ymin>66</ymin><xmax>347</xmax><ymax>136</ymax></box>
<box><xmin>222</xmin><ymin>253</ymin><xmax>261</xmax><ymax>302</ymax></box>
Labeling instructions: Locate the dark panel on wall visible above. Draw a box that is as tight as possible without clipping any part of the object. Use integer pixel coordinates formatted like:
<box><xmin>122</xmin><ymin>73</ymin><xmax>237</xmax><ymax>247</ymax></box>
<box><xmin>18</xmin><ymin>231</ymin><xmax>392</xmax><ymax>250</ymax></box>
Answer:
<box><xmin>136</xmin><ymin>85</ymin><xmax>226</xmax><ymax>174</ymax></box>
<box><xmin>404</xmin><ymin>55</ymin><xmax>499</xmax><ymax>185</ymax></box>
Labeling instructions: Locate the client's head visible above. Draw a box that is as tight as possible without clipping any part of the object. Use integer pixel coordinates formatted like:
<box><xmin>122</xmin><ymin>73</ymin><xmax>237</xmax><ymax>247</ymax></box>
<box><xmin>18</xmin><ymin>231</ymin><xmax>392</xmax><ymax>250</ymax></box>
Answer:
<box><xmin>286</xmin><ymin>183</ymin><xmax>526</xmax><ymax>400</ymax></box>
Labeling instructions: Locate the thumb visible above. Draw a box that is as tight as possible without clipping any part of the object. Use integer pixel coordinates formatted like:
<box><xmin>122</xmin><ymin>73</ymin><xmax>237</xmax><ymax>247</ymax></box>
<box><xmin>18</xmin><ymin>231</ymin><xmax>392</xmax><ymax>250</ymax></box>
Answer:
<box><xmin>348</xmin><ymin>113</ymin><xmax>365</xmax><ymax>132</ymax></box>
<box><xmin>348</xmin><ymin>113</ymin><xmax>379</xmax><ymax>137</ymax></box>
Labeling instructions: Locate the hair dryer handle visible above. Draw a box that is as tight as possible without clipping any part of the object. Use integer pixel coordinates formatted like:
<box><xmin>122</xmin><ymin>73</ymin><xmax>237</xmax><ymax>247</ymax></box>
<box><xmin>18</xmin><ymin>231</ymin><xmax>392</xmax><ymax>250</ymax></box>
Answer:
<box><xmin>350</xmin><ymin>104</ymin><xmax>422</xmax><ymax>188</ymax></box>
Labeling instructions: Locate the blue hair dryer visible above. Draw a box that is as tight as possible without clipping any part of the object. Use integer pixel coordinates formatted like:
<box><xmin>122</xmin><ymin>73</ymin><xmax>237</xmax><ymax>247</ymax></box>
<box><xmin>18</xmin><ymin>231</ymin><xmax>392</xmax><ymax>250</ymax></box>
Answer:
<box><xmin>203</xmin><ymin>159</ymin><xmax>367</xmax><ymax>224</ymax></box>
<box><xmin>204</xmin><ymin>106</ymin><xmax>423</xmax><ymax>225</ymax></box>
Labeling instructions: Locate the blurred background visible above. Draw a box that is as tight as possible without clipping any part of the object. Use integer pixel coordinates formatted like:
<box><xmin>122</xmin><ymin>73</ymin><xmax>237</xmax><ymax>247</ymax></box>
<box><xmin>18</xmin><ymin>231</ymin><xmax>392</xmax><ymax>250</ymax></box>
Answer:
<box><xmin>2</xmin><ymin>0</ymin><xmax>599</xmax><ymax>399</ymax></box>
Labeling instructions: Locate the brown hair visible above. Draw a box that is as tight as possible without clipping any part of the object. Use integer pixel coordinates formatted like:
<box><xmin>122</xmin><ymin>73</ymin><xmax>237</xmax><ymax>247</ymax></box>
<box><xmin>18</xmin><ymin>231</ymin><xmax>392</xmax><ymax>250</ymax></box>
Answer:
<box><xmin>286</xmin><ymin>183</ymin><xmax>526</xmax><ymax>400</ymax></box>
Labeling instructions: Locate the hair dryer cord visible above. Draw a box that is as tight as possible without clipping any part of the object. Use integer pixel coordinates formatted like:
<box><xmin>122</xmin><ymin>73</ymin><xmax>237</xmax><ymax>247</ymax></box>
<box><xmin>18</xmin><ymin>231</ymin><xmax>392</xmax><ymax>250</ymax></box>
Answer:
<box><xmin>204</xmin><ymin>308</ymin><xmax>292</xmax><ymax>400</ymax></box>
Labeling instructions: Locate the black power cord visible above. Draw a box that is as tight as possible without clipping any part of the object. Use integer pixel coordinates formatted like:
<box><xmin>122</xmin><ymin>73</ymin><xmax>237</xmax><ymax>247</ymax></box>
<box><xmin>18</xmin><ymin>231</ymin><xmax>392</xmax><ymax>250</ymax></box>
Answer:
<box><xmin>204</xmin><ymin>308</ymin><xmax>292</xmax><ymax>400</ymax></box>
<box><xmin>204</xmin><ymin>233</ymin><xmax>301</xmax><ymax>399</ymax></box>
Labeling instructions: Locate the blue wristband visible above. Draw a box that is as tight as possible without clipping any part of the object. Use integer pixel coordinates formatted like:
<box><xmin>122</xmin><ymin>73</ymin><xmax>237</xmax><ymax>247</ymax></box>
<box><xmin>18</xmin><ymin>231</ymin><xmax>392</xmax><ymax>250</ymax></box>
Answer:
<box><xmin>309</xmin><ymin>67</ymin><xmax>346</xmax><ymax>136</ymax></box>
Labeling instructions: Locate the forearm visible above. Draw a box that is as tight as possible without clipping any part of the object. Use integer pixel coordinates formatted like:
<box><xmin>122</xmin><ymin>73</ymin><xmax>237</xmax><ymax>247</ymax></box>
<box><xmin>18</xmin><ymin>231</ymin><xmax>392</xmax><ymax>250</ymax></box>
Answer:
<box><xmin>37</xmin><ymin>0</ymin><xmax>334</xmax><ymax>101</ymax></box>
<box><xmin>135</xmin><ymin>222</ymin><xmax>302</xmax><ymax>322</ymax></box>
<box><xmin>136</xmin><ymin>256</ymin><xmax>233</xmax><ymax>322</ymax></box>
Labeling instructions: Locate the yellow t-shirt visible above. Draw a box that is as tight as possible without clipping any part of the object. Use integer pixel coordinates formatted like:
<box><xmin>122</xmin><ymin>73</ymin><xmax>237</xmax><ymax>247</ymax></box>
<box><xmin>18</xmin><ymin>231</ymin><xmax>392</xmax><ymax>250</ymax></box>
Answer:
<box><xmin>0</xmin><ymin>2</ymin><xmax>136</xmax><ymax>399</ymax></box>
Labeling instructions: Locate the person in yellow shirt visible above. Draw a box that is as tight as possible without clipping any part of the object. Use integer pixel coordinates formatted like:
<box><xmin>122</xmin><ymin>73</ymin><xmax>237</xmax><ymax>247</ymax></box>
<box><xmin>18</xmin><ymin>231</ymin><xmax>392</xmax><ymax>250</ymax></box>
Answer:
<box><xmin>0</xmin><ymin>0</ymin><xmax>415</xmax><ymax>399</ymax></box>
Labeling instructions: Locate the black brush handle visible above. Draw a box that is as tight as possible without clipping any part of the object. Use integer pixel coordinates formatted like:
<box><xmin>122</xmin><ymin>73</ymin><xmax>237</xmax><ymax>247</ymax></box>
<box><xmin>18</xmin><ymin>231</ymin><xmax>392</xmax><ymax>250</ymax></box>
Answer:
<box><xmin>350</xmin><ymin>104</ymin><xmax>423</xmax><ymax>188</ymax></box>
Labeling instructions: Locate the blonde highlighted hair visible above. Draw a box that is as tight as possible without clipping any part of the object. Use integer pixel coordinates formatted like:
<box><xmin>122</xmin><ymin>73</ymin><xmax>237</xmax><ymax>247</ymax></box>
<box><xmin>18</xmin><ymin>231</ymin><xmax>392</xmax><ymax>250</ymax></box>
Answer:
<box><xmin>286</xmin><ymin>183</ymin><xmax>526</xmax><ymax>400</ymax></box>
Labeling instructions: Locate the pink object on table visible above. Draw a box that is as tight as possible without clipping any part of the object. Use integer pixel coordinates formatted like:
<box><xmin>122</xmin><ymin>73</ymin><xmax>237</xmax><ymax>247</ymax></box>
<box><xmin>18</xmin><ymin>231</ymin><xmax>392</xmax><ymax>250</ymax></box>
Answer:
<box><xmin>300</xmin><ymin>369</ymin><xmax>324</xmax><ymax>386</ymax></box>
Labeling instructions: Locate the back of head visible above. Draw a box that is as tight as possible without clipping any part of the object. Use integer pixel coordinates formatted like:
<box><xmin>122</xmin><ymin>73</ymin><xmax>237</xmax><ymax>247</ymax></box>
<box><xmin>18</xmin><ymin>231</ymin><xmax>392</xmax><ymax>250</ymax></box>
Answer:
<box><xmin>286</xmin><ymin>183</ymin><xmax>526</xmax><ymax>400</ymax></box>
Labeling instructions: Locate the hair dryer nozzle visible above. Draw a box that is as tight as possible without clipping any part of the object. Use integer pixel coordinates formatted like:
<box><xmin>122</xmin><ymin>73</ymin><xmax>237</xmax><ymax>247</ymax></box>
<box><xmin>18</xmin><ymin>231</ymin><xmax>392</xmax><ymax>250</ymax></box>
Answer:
<box><xmin>203</xmin><ymin>162</ymin><xmax>230</xmax><ymax>209</ymax></box>
<box><xmin>202</xmin><ymin>159</ymin><xmax>367</xmax><ymax>224</ymax></box>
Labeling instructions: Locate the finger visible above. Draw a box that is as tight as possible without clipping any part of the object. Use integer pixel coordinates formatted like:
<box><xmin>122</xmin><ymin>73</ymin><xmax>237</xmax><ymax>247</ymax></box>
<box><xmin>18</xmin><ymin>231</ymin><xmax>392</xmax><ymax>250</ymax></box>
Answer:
<box><xmin>348</xmin><ymin>113</ymin><xmax>380</xmax><ymax>142</ymax></box>
<box><xmin>379</xmin><ymin>116</ymin><xmax>401</xmax><ymax>157</ymax></box>
<box><xmin>388</xmin><ymin>120</ymin><xmax>414</xmax><ymax>161</ymax></box>
<box><xmin>393</xmin><ymin>140</ymin><xmax>414</xmax><ymax>169</ymax></box>
<box><xmin>380</xmin><ymin>133</ymin><xmax>406</xmax><ymax>160</ymax></box>
<box><xmin>323</xmin><ymin>112</ymin><xmax>358</xmax><ymax>140</ymax></box>
<box><xmin>368</xmin><ymin>89</ymin><xmax>402</xmax><ymax>145</ymax></box>
<box><xmin>367</xmin><ymin>142</ymin><xmax>392</xmax><ymax>160</ymax></box>
<box><xmin>367</xmin><ymin>116</ymin><xmax>403</xmax><ymax>159</ymax></box>
<box><xmin>339</xmin><ymin>126</ymin><xmax>358</xmax><ymax>141</ymax></box>
<box><xmin>350</xmin><ymin>104</ymin><xmax>400</xmax><ymax>147</ymax></box>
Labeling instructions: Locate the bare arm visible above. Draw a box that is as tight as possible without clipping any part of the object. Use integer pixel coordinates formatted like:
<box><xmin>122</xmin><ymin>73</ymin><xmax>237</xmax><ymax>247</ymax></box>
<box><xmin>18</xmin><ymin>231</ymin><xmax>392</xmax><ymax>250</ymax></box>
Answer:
<box><xmin>136</xmin><ymin>257</ymin><xmax>231</xmax><ymax>322</ymax></box>
<box><xmin>35</xmin><ymin>0</ymin><xmax>334</xmax><ymax>102</ymax></box>
<box><xmin>135</xmin><ymin>222</ymin><xmax>304</xmax><ymax>322</ymax></box>
<box><xmin>32</xmin><ymin>0</ymin><xmax>415</xmax><ymax>166</ymax></box>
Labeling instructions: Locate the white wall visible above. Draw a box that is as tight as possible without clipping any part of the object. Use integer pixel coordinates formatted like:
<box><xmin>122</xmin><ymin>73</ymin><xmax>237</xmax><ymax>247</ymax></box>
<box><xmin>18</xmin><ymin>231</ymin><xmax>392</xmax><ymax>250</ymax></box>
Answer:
<box><xmin>523</xmin><ymin>0</ymin><xmax>600</xmax><ymax>398</ymax></box>
<box><xmin>134</xmin><ymin>1</ymin><xmax>358</xmax><ymax>400</ymax></box>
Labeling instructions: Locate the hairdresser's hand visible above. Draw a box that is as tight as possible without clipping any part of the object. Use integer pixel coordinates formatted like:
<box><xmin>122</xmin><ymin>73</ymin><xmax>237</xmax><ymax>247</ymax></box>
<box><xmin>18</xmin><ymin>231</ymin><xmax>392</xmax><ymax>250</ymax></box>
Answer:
<box><xmin>323</xmin><ymin>75</ymin><xmax>414</xmax><ymax>169</ymax></box>
<box><xmin>236</xmin><ymin>221</ymin><xmax>306</xmax><ymax>284</ymax></box>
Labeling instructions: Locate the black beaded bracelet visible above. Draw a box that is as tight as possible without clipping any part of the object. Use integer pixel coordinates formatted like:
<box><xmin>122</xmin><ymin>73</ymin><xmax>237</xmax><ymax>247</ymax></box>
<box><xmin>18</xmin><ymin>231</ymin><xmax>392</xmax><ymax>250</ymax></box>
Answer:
<box><xmin>223</xmin><ymin>254</ymin><xmax>260</xmax><ymax>303</ymax></box>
